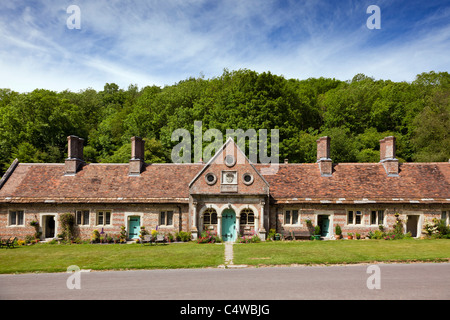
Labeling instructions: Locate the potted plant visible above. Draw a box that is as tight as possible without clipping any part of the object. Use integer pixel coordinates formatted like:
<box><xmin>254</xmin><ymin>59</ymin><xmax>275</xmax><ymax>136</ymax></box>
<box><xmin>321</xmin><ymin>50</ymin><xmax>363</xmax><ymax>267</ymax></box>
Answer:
<box><xmin>356</xmin><ymin>233</ymin><xmax>361</xmax><ymax>240</ymax></box>
<box><xmin>347</xmin><ymin>232</ymin><xmax>353</xmax><ymax>240</ymax></box>
<box><xmin>335</xmin><ymin>224</ymin><xmax>342</xmax><ymax>239</ymax></box>
<box><xmin>313</xmin><ymin>225</ymin><xmax>321</xmax><ymax>240</ymax></box>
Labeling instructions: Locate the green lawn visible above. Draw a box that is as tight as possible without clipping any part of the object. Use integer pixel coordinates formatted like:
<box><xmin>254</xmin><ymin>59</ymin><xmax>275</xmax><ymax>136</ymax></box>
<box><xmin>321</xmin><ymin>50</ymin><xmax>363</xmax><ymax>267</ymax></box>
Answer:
<box><xmin>233</xmin><ymin>239</ymin><xmax>450</xmax><ymax>266</ymax></box>
<box><xmin>0</xmin><ymin>242</ymin><xmax>224</xmax><ymax>274</ymax></box>
<box><xmin>1</xmin><ymin>239</ymin><xmax>449</xmax><ymax>274</ymax></box>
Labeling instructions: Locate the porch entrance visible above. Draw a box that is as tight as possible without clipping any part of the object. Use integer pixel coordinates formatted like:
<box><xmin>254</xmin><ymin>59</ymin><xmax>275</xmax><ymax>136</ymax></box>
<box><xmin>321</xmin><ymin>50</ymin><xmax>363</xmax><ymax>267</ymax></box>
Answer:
<box><xmin>128</xmin><ymin>216</ymin><xmax>141</xmax><ymax>240</ymax></box>
<box><xmin>43</xmin><ymin>215</ymin><xmax>55</xmax><ymax>239</ymax></box>
<box><xmin>221</xmin><ymin>209</ymin><xmax>236</xmax><ymax>242</ymax></box>
<box><xmin>318</xmin><ymin>215</ymin><xmax>330</xmax><ymax>237</ymax></box>
<box><xmin>406</xmin><ymin>215</ymin><xmax>419</xmax><ymax>238</ymax></box>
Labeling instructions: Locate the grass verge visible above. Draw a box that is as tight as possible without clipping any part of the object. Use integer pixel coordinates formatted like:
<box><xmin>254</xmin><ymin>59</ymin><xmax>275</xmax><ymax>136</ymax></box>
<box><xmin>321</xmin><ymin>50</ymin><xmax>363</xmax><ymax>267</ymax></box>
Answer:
<box><xmin>0</xmin><ymin>242</ymin><xmax>224</xmax><ymax>274</ymax></box>
<box><xmin>233</xmin><ymin>239</ymin><xmax>450</xmax><ymax>266</ymax></box>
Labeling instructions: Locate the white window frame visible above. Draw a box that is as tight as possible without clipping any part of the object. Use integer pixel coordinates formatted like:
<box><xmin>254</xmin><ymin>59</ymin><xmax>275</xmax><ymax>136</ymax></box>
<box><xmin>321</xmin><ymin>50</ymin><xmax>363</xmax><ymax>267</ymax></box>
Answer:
<box><xmin>284</xmin><ymin>209</ymin><xmax>300</xmax><ymax>225</ymax></box>
<box><xmin>76</xmin><ymin>210</ymin><xmax>90</xmax><ymax>226</ymax></box>
<box><xmin>8</xmin><ymin>210</ymin><xmax>25</xmax><ymax>226</ymax></box>
<box><xmin>203</xmin><ymin>208</ymin><xmax>218</xmax><ymax>225</ymax></box>
<box><xmin>240</xmin><ymin>208</ymin><xmax>255</xmax><ymax>226</ymax></box>
<box><xmin>347</xmin><ymin>210</ymin><xmax>363</xmax><ymax>225</ymax></box>
<box><xmin>96</xmin><ymin>211</ymin><xmax>112</xmax><ymax>226</ymax></box>
<box><xmin>160</xmin><ymin>210</ymin><xmax>174</xmax><ymax>226</ymax></box>
<box><xmin>370</xmin><ymin>210</ymin><xmax>385</xmax><ymax>226</ymax></box>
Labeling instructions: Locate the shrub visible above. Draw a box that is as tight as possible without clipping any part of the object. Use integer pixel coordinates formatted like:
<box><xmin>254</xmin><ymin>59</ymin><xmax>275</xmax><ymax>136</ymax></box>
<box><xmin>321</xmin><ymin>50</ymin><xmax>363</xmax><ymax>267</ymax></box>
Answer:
<box><xmin>59</xmin><ymin>213</ymin><xmax>75</xmax><ymax>241</ymax></box>
<box><xmin>197</xmin><ymin>230</ymin><xmax>221</xmax><ymax>244</ymax></box>
<box><xmin>91</xmin><ymin>229</ymin><xmax>100</xmax><ymax>243</ymax></box>
<box><xmin>176</xmin><ymin>231</ymin><xmax>191</xmax><ymax>242</ymax></box>
<box><xmin>335</xmin><ymin>224</ymin><xmax>342</xmax><ymax>236</ymax></box>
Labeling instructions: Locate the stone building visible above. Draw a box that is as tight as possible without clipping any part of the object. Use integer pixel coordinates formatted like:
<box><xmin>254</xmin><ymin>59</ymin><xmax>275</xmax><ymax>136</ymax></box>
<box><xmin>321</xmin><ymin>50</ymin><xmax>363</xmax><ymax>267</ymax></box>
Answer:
<box><xmin>0</xmin><ymin>135</ymin><xmax>449</xmax><ymax>241</ymax></box>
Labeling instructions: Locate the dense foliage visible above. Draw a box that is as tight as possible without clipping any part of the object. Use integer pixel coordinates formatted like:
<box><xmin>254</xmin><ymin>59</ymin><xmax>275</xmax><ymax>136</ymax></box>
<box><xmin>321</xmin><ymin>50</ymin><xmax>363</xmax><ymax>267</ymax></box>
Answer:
<box><xmin>0</xmin><ymin>69</ymin><xmax>449</xmax><ymax>175</ymax></box>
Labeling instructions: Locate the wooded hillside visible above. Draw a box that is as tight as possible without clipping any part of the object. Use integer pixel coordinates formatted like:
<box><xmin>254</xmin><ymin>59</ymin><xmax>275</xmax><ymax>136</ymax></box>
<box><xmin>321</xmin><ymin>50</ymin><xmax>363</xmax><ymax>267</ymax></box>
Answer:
<box><xmin>0</xmin><ymin>69</ymin><xmax>449</xmax><ymax>175</ymax></box>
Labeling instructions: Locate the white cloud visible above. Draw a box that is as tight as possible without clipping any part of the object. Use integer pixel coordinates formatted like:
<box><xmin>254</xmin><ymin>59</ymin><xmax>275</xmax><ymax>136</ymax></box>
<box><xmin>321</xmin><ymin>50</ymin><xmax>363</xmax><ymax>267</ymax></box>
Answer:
<box><xmin>0</xmin><ymin>0</ymin><xmax>448</xmax><ymax>92</ymax></box>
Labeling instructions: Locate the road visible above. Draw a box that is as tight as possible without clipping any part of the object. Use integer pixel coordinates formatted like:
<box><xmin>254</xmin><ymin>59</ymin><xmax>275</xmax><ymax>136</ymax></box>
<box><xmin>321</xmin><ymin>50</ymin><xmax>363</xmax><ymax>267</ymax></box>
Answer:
<box><xmin>1</xmin><ymin>263</ymin><xmax>449</xmax><ymax>300</ymax></box>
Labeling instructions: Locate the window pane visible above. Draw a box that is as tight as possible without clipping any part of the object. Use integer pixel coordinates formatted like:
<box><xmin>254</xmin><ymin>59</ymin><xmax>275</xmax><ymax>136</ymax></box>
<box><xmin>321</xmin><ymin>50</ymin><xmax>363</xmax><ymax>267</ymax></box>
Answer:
<box><xmin>98</xmin><ymin>212</ymin><xmax>104</xmax><ymax>225</ymax></box>
<box><xmin>240</xmin><ymin>213</ymin><xmax>247</xmax><ymax>225</ymax></box>
<box><xmin>105</xmin><ymin>212</ymin><xmax>111</xmax><ymax>225</ymax></box>
<box><xmin>167</xmin><ymin>211</ymin><xmax>173</xmax><ymax>225</ymax></box>
<box><xmin>160</xmin><ymin>212</ymin><xmax>165</xmax><ymax>225</ymax></box>
<box><xmin>17</xmin><ymin>211</ymin><xmax>24</xmax><ymax>225</ymax></box>
<box><xmin>83</xmin><ymin>211</ymin><xmax>90</xmax><ymax>225</ymax></box>
<box><xmin>355</xmin><ymin>213</ymin><xmax>361</xmax><ymax>225</ymax></box>
<box><xmin>204</xmin><ymin>212</ymin><xmax>210</xmax><ymax>225</ymax></box>
<box><xmin>292</xmin><ymin>210</ymin><xmax>299</xmax><ymax>225</ymax></box>
<box><xmin>347</xmin><ymin>211</ymin><xmax>353</xmax><ymax>224</ymax></box>
<box><xmin>371</xmin><ymin>211</ymin><xmax>376</xmax><ymax>225</ymax></box>
<box><xmin>76</xmin><ymin>211</ymin><xmax>82</xmax><ymax>225</ymax></box>
<box><xmin>10</xmin><ymin>212</ymin><xmax>16</xmax><ymax>225</ymax></box>
<box><xmin>378</xmin><ymin>210</ymin><xmax>384</xmax><ymax>224</ymax></box>
<box><xmin>285</xmin><ymin>211</ymin><xmax>291</xmax><ymax>224</ymax></box>
<box><xmin>211</xmin><ymin>212</ymin><xmax>217</xmax><ymax>225</ymax></box>
<box><xmin>248</xmin><ymin>213</ymin><xmax>254</xmax><ymax>225</ymax></box>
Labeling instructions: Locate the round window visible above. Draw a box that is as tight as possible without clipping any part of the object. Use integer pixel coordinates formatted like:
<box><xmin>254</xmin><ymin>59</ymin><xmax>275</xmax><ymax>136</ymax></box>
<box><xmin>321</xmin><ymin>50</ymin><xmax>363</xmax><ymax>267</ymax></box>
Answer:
<box><xmin>242</xmin><ymin>173</ymin><xmax>254</xmax><ymax>185</ymax></box>
<box><xmin>224</xmin><ymin>155</ymin><xmax>235</xmax><ymax>167</ymax></box>
<box><xmin>205</xmin><ymin>173</ymin><xmax>217</xmax><ymax>185</ymax></box>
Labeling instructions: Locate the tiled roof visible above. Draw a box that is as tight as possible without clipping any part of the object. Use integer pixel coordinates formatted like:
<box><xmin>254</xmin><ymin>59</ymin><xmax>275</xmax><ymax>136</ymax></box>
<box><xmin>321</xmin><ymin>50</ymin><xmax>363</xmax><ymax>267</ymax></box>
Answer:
<box><xmin>255</xmin><ymin>162</ymin><xmax>450</xmax><ymax>204</ymax></box>
<box><xmin>0</xmin><ymin>160</ymin><xmax>449</xmax><ymax>205</ymax></box>
<box><xmin>0</xmin><ymin>163</ymin><xmax>204</xmax><ymax>203</ymax></box>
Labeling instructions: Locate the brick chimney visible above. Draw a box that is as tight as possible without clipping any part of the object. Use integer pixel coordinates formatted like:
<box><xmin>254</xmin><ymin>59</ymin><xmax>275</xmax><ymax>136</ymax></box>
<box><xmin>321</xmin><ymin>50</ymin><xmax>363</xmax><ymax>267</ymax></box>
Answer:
<box><xmin>380</xmin><ymin>136</ymin><xmax>399</xmax><ymax>176</ymax></box>
<box><xmin>316</xmin><ymin>136</ymin><xmax>332</xmax><ymax>176</ymax></box>
<box><xmin>65</xmin><ymin>135</ymin><xmax>85</xmax><ymax>175</ymax></box>
<box><xmin>129</xmin><ymin>136</ymin><xmax>145</xmax><ymax>176</ymax></box>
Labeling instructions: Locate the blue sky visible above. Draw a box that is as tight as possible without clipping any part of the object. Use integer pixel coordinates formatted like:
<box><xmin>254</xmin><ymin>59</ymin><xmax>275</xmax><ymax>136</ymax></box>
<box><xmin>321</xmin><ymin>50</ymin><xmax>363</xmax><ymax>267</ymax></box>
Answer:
<box><xmin>1</xmin><ymin>0</ymin><xmax>449</xmax><ymax>92</ymax></box>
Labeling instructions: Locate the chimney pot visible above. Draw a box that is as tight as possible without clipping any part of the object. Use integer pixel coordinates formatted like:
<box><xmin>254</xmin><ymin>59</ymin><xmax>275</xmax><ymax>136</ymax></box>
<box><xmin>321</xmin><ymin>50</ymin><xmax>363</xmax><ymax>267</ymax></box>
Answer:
<box><xmin>129</xmin><ymin>136</ymin><xmax>145</xmax><ymax>176</ymax></box>
<box><xmin>316</xmin><ymin>136</ymin><xmax>332</xmax><ymax>176</ymax></box>
<box><xmin>380</xmin><ymin>136</ymin><xmax>399</xmax><ymax>176</ymax></box>
<box><xmin>65</xmin><ymin>135</ymin><xmax>85</xmax><ymax>175</ymax></box>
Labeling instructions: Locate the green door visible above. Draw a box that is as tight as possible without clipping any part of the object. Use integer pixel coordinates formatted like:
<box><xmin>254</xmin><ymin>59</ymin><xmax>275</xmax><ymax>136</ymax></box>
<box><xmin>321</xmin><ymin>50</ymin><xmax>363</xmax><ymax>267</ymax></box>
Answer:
<box><xmin>221</xmin><ymin>209</ymin><xmax>236</xmax><ymax>242</ymax></box>
<box><xmin>321</xmin><ymin>216</ymin><xmax>329</xmax><ymax>237</ymax></box>
<box><xmin>128</xmin><ymin>216</ymin><xmax>140</xmax><ymax>239</ymax></box>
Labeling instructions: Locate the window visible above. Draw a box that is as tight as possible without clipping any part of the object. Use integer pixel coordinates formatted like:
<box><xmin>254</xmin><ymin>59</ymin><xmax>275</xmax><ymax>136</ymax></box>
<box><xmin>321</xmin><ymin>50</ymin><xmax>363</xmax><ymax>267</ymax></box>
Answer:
<box><xmin>240</xmin><ymin>208</ymin><xmax>255</xmax><ymax>225</ymax></box>
<box><xmin>242</xmin><ymin>173</ymin><xmax>254</xmax><ymax>185</ymax></box>
<box><xmin>205</xmin><ymin>173</ymin><xmax>217</xmax><ymax>185</ymax></box>
<box><xmin>97</xmin><ymin>211</ymin><xmax>111</xmax><ymax>226</ymax></box>
<box><xmin>160</xmin><ymin>211</ymin><xmax>174</xmax><ymax>226</ymax></box>
<box><xmin>284</xmin><ymin>209</ymin><xmax>299</xmax><ymax>225</ymax></box>
<box><xmin>203</xmin><ymin>208</ymin><xmax>218</xmax><ymax>225</ymax></box>
<box><xmin>76</xmin><ymin>210</ymin><xmax>90</xmax><ymax>226</ymax></box>
<box><xmin>9</xmin><ymin>210</ymin><xmax>24</xmax><ymax>226</ymax></box>
<box><xmin>348</xmin><ymin>210</ymin><xmax>363</xmax><ymax>225</ymax></box>
<box><xmin>370</xmin><ymin>210</ymin><xmax>384</xmax><ymax>225</ymax></box>
<box><xmin>442</xmin><ymin>211</ymin><xmax>449</xmax><ymax>225</ymax></box>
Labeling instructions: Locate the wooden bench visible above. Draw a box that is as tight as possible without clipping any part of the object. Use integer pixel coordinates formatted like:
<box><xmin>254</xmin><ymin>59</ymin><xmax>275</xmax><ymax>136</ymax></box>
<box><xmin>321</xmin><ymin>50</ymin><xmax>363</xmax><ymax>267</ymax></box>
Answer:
<box><xmin>281</xmin><ymin>231</ymin><xmax>311</xmax><ymax>240</ymax></box>
<box><xmin>141</xmin><ymin>235</ymin><xmax>152</xmax><ymax>245</ymax></box>
<box><xmin>291</xmin><ymin>231</ymin><xmax>311</xmax><ymax>240</ymax></box>
<box><xmin>0</xmin><ymin>237</ymin><xmax>17</xmax><ymax>249</ymax></box>
<box><xmin>155</xmin><ymin>234</ymin><xmax>167</xmax><ymax>245</ymax></box>
<box><xmin>281</xmin><ymin>230</ymin><xmax>293</xmax><ymax>240</ymax></box>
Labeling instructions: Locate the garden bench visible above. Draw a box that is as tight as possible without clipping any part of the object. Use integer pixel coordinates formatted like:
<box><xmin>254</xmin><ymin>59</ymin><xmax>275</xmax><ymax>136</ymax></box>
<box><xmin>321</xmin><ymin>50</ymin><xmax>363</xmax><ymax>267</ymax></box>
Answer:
<box><xmin>141</xmin><ymin>235</ymin><xmax>152</xmax><ymax>245</ymax></box>
<box><xmin>155</xmin><ymin>234</ymin><xmax>167</xmax><ymax>245</ymax></box>
<box><xmin>281</xmin><ymin>230</ymin><xmax>293</xmax><ymax>240</ymax></box>
<box><xmin>1</xmin><ymin>237</ymin><xmax>17</xmax><ymax>249</ymax></box>
<box><xmin>291</xmin><ymin>231</ymin><xmax>311</xmax><ymax>240</ymax></box>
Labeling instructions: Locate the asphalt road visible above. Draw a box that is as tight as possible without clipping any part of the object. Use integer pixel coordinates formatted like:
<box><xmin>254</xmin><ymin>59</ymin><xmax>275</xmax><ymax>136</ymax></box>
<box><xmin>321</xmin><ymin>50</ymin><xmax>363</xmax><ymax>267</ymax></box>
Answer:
<box><xmin>1</xmin><ymin>263</ymin><xmax>449</xmax><ymax>301</ymax></box>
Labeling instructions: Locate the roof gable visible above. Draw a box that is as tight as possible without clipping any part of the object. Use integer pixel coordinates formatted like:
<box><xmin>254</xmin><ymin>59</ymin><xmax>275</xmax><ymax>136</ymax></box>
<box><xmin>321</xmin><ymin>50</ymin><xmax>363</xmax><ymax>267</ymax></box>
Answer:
<box><xmin>189</xmin><ymin>137</ymin><xmax>269</xmax><ymax>195</ymax></box>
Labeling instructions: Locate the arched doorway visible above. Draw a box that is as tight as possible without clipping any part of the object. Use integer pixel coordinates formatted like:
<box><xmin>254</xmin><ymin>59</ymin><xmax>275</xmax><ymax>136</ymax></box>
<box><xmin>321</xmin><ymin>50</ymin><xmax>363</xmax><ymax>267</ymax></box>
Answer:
<box><xmin>221</xmin><ymin>209</ymin><xmax>236</xmax><ymax>242</ymax></box>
